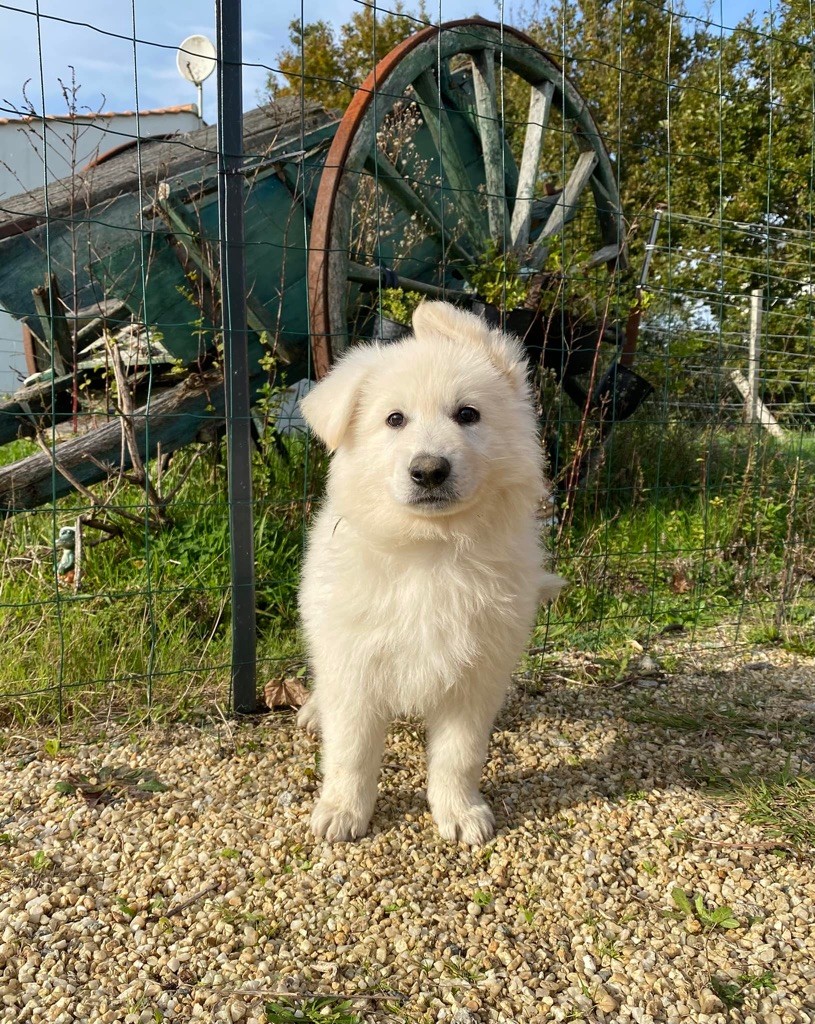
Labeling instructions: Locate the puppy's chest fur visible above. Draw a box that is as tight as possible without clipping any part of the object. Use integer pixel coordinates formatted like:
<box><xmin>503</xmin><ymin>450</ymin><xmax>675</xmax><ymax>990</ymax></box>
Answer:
<box><xmin>301</xmin><ymin>511</ymin><xmax>542</xmax><ymax>712</ymax></box>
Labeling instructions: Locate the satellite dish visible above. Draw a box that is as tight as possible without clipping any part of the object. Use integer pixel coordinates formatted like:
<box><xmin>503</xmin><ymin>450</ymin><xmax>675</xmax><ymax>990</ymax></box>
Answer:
<box><xmin>177</xmin><ymin>35</ymin><xmax>216</xmax><ymax>120</ymax></box>
<box><xmin>177</xmin><ymin>35</ymin><xmax>217</xmax><ymax>85</ymax></box>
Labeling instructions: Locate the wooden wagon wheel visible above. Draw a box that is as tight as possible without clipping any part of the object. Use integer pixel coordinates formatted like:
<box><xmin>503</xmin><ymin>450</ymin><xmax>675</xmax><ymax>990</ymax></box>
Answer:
<box><xmin>307</xmin><ymin>17</ymin><xmax>626</xmax><ymax>379</ymax></box>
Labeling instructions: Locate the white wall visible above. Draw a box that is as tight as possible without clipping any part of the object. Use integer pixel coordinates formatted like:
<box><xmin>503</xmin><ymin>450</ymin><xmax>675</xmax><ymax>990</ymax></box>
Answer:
<box><xmin>0</xmin><ymin>107</ymin><xmax>202</xmax><ymax>396</ymax></box>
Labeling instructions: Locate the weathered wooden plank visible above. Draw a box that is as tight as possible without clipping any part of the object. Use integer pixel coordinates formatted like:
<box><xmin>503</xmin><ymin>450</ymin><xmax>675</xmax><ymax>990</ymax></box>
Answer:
<box><xmin>471</xmin><ymin>49</ymin><xmax>511</xmax><ymax>245</ymax></box>
<box><xmin>0</xmin><ymin>99</ymin><xmax>336</xmax><ymax>237</ymax></box>
<box><xmin>155</xmin><ymin>193</ymin><xmax>292</xmax><ymax>364</ymax></box>
<box><xmin>510</xmin><ymin>81</ymin><xmax>554</xmax><ymax>255</ymax></box>
<box><xmin>31</xmin><ymin>276</ymin><xmax>73</xmax><ymax>376</ymax></box>
<box><xmin>347</xmin><ymin>261</ymin><xmax>459</xmax><ymax>300</ymax></box>
<box><xmin>412</xmin><ymin>68</ymin><xmax>489</xmax><ymax>251</ymax></box>
<box><xmin>584</xmin><ymin>242</ymin><xmax>624</xmax><ymax>270</ymax></box>
<box><xmin>0</xmin><ymin>368</ymin><xmax>237</xmax><ymax>514</ymax></box>
<box><xmin>730</xmin><ymin>369</ymin><xmax>784</xmax><ymax>438</ymax></box>
<box><xmin>0</xmin><ymin>373</ymin><xmax>76</xmax><ymax>444</ymax></box>
<box><xmin>443</xmin><ymin>62</ymin><xmax>519</xmax><ymax>211</ymax></box>
<box><xmin>529</xmin><ymin>149</ymin><xmax>598</xmax><ymax>268</ymax></box>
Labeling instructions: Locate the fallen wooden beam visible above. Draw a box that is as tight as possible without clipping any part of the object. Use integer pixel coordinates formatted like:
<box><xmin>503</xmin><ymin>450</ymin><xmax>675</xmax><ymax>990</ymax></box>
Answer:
<box><xmin>0</xmin><ymin>368</ymin><xmax>232</xmax><ymax>515</ymax></box>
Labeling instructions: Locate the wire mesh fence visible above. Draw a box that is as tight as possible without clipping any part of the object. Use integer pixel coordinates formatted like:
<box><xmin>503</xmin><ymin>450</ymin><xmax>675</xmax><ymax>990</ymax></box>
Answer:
<box><xmin>0</xmin><ymin>0</ymin><xmax>813</xmax><ymax>726</ymax></box>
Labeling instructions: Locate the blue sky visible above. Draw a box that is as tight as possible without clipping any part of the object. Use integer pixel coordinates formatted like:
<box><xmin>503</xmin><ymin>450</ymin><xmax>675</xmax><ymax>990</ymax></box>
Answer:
<box><xmin>0</xmin><ymin>1</ymin><xmax>767</xmax><ymax>126</ymax></box>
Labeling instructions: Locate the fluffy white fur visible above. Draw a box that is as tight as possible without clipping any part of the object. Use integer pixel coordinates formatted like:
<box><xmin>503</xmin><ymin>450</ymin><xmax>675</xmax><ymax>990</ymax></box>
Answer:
<box><xmin>298</xmin><ymin>301</ymin><xmax>564</xmax><ymax>845</ymax></box>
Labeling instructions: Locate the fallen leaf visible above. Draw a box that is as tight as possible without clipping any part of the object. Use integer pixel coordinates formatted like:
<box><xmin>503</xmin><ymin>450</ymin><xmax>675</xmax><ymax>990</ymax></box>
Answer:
<box><xmin>670</xmin><ymin>569</ymin><xmax>692</xmax><ymax>594</ymax></box>
<box><xmin>264</xmin><ymin>675</ymin><xmax>310</xmax><ymax>709</ymax></box>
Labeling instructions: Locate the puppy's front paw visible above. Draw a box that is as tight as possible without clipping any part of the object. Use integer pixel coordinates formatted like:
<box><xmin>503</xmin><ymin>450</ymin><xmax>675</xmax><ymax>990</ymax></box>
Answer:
<box><xmin>310</xmin><ymin>797</ymin><xmax>371</xmax><ymax>842</ymax></box>
<box><xmin>432</xmin><ymin>798</ymin><xmax>495</xmax><ymax>846</ymax></box>
<box><xmin>296</xmin><ymin>698</ymin><xmax>320</xmax><ymax>736</ymax></box>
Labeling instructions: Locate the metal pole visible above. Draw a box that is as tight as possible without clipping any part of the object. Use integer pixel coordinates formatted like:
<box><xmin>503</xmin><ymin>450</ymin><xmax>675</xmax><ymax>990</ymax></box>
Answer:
<box><xmin>748</xmin><ymin>287</ymin><xmax>763</xmax><ymax>426</ymax></box>
<box><xmin>215</xmin><ymin>0</ymin><xmax>257</xmax><ymax>713</ymax></box>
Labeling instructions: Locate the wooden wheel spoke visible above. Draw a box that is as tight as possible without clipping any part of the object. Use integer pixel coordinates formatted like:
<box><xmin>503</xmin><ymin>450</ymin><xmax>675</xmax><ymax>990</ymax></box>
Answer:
<box><xmin>363</xmin><ymin>149</ymin><xmax>475</xmax><ymax>266</ymax></box>
<box><xmin>411</xmin><ymin>68</ymin><xmax>489</xmax><ymax>253</ymax></box>
<box><xmin>509</xmin><ymin>80</ymin><xmax>554</xmax><ymax>255</ymax></box>
<box><xmin>471</xmin><ymin>48</ymin><xmax>511</xmax><ymax>245</ymax></box>
<box><xmin>528</xmin><ymin>148</ymin><xmax>598</xmax><ymax>268</ymax></box>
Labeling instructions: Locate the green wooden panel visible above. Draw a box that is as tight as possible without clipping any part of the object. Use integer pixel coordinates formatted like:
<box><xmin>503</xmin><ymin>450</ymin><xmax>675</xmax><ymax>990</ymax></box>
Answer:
<box><xmin>0</xmin><ymin>193</ymin><xmax>143</xmax><ymax>326</ymax></box>
<box><xmin>98</xmin><ymin>233</ymin><xmax>210</xmax><ymax>365</ymax></box>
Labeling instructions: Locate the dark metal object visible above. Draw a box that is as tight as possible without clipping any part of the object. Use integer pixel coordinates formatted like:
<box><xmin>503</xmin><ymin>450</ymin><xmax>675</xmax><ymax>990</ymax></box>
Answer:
<box><xmin>216</xmin><ymin>0</ymin><xmax>257</xmax><ymax>714</ymax></box>
<box><xmin>592</xmin><ymin>362</ymin><xmax>654</xmax><ymax>422</ymax></box>
<box><xmin>471</xmin><ymin>301</ymin><xmax>622</xmax><ymax>380</ymax></box>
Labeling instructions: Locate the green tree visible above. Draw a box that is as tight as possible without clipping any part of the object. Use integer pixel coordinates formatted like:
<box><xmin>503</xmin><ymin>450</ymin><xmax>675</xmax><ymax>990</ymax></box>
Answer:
<box><xmin>663</xmin><ymin>2</ymin><xmax>815</xmax><ymax>413</ymax></box>
<box><xmin>269</xmin><ymin>3</ymin><xmax>429</xmax><ymax>112</ymax></box>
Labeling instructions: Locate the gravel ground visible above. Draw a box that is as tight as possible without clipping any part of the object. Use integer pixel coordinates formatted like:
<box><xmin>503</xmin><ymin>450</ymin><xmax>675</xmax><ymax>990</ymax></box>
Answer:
<box><xmin>2</xmin><ymin>649</ymin><xmax>815</xmax><ymax>1024</ymax></box>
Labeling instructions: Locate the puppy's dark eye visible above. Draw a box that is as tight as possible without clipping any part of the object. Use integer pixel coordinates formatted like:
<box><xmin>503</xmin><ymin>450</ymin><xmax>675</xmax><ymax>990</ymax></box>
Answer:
<box><xmin>386</xmin><ymin>411</ymin><xmax>406</xmax><ymax>428</ymax></box>
<box><xmin>455</xmin><ymin>406</ymin><xmax>480</xmax><ymax>425</ymax></box>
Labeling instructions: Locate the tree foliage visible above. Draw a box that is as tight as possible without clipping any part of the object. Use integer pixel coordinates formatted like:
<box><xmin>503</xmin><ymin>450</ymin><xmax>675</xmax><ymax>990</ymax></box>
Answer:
<box><xmin>270</xmin><ymin>2</ymin><xmax>428</xmax><ymax>111</ymax></box>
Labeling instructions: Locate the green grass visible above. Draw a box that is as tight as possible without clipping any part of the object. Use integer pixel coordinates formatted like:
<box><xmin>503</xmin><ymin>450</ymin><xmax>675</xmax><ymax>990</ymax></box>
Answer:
<box><xmin>265</xmin><ymin>997</ymin><xmax>361</xmax><ymax>1024</ymax></box>
<box><xmin>0</xmin><ymin>435</ymin><xmax>321</xmax><ymax>723</ymax></box>
<box><xmin>626</xmin><ymin>693</ymin><xmax>815</xmax><ymax>742</ymax></box>
<box><xmin>538</xmin><ymin>421</ymin><xmax>815</xmax><ymax>651</ymax></box>
<box><xmin>1</xmin><ymin>420</ymin><xmax>814</xmax><ymax>724</ymax></box>
<box><xmin>709</xmin><ymin>971</ymin><xmax>777</xmax><ymax>1009</ymax></box>
<box><xmin>737</xmin><ymin>763</ymin><xmax>815</xmax><ymax>850</ymax></box>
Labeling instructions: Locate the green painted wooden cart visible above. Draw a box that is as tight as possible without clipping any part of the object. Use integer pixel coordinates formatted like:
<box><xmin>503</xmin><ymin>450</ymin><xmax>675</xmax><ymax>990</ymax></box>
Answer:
<box><xmin>0</xmin><ymin>19</ymin><xmax>649</xmax><ymax>513</ymax></box>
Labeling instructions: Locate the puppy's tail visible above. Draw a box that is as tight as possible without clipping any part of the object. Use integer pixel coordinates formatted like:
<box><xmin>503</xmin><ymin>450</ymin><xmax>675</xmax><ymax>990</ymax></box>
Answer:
<box><xmin>539</xmin><ymin>572</ymin><xmax>568</xmax><ymax>605</ymax></box>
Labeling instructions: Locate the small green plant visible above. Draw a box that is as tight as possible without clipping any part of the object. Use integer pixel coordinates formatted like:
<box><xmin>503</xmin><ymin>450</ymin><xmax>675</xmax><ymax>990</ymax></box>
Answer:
<box><xmin>738</xmin><ymin>761</ymin><xmax>815</xmax><ymax>849</ymax></box>
<box><xmin>54</xmin><ymin>766</ymin><xmax>169</xmax><ymax>805</ymax></box>
<box><xmin>220</xmin><ymin>848</ymin><xmax>241</xmax><ymax>860</ymax></box>
<box><xmin>441</xmin><ymin>957</ymin><xmax>485</xmax><ymax>982</ymax></box>
<box><xmin>467</xmin><ymin>240</ymin><xmax>527</xmax><ymax>310</ymax></box>
<box><xmin>115</xmin><ymin>896</ymin><xmax>138</xmax><ymax>919</ymax></box>
<box><xmin>218</xmin><ymin>905</ymin><xmax>280</xmax><ymax>938</ymax></box>
<box><xmin>378</xmin><ymin>287</ymin><xmax>423</xmax><ymax>325</ymax></box>
<box><xmin>709</xmin><ymin>970</ymin><xmax>776</xmax><ymax>1009</ymax></box>
<box><xmin>671</xmin><ymin>888</ymin><xmax>740</xmax><ymax>931</ymax></box>
<box><xmin>43</xmin><ymin>737</ymin><xmax>61</xmax><ymax>757</ymax></box>
<box><xmin>265</xmin><ymin>997</ymin><xmax>361</xmax><ymax>1024</ymax></box>
<box><xmin>478</xmin><ymin>844</ymin><xmax>495</xmax><ymax>864</ymax></box>
<box><xmin>30</xmin><ymin>851</ymin><xmax>51</xmax><ymax>873</ymax></box>
<box><xmin>472</xmin><ymin>889</ymin><xmax>492</xmax><ymax>907</ymax></box>
<box><xmin>595</xmin><ymin>936</ymin><xmax>623</xmax><ymax>961</ymax></box>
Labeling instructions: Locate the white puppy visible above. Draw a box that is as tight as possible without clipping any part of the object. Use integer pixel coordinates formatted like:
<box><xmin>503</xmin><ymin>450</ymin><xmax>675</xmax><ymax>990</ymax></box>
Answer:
<box><xmin>298</xmin><ymin>301</ymin><xmax>563</xmax><ymax>845</ymax></box>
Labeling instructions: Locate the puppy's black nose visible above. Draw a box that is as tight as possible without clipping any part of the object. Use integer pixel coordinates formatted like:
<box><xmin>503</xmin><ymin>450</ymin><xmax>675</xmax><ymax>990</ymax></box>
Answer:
<box><xmin>409</xmin><ymin>455</ymin><xmax>451</xmax><ymax>489</ymax></box>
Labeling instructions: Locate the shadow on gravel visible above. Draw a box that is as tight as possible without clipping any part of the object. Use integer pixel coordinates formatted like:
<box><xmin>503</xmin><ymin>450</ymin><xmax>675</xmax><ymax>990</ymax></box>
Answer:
<box><xmin>481</xmin><ymin>661</ymin><xmax>815</xmax><ymax>847</ymax></box>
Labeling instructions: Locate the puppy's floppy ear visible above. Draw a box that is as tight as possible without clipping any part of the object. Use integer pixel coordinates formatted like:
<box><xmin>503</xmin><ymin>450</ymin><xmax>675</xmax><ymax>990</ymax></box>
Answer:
<box><xmin>299</xmin><ymin>344</ymin><xmax>383</xmax><ymax>451</ymax></box>
<box><xmin>412</xmin><ymin>301</ymin><xmax>529</xmax><ymax>393</ymax></box>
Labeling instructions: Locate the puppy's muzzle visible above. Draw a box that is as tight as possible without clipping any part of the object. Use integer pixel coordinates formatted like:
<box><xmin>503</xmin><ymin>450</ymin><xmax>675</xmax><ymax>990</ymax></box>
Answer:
<box><xmin>409</xmin><ymin>455</ymin><xmax>451</xmax><ymax>489</ymax></box>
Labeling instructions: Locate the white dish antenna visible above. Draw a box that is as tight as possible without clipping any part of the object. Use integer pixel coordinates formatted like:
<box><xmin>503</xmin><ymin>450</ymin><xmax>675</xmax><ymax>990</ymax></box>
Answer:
<box><xmin>177</xmin><ymin>35</ymin><xmax>216</xmax><ymax>119</ymax></box>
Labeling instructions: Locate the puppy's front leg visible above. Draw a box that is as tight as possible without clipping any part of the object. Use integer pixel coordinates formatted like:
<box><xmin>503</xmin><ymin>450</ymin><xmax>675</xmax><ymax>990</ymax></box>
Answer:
<box><xmin>311</xmin><ymin>696</ymin><xmax>387</xmax><ymax>842</ymax></box>
<box><xmin>426</xmin><ymin>686</ymin><xmax>505</xmax><ymax>846</ymax></box>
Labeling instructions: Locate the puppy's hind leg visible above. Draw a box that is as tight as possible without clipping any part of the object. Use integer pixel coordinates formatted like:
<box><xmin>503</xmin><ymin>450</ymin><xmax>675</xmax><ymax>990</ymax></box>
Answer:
<box><xmin>310</xmin><ymin>695</ymin><xmax>388</xmax><ymax>842</ymax></box>
<box><xmin>426</xmin><ymin>684</ymin><xmax>505</xmax><ymax>846</ymax></box>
